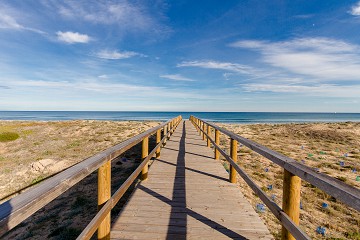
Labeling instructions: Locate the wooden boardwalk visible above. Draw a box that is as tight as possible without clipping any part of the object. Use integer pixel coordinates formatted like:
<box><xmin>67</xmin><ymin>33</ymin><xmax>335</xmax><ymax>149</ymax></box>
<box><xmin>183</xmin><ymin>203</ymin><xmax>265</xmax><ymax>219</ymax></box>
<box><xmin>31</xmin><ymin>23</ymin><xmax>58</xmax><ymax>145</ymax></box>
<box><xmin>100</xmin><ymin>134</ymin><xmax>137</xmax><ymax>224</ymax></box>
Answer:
<box><xmin>111</xmin><ymin>120</ymin><xmax>273</xmax><ymax>240</ymax></box>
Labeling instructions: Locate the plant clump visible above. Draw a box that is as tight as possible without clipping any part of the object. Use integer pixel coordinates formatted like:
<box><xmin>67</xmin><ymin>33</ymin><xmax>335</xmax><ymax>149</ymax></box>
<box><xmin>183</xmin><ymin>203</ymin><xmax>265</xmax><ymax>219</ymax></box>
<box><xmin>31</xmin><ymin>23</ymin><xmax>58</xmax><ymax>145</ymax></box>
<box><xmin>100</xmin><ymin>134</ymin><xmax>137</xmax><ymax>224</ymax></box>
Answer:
<box><xmin>0</xmin><ymin>132</ymin><xmax>20</xmax><ymax>142</ymax></box>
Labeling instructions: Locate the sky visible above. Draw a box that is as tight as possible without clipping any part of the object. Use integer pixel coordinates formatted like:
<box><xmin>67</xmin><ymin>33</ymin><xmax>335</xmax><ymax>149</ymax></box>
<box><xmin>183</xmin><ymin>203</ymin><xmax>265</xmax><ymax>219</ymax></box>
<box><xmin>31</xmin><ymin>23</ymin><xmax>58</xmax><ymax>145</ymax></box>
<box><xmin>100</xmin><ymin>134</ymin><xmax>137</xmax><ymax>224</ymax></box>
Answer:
<box><xmin>1</xmin><ymin>0</ymin><xmax>360</xmax><ymax>112</ymax></box>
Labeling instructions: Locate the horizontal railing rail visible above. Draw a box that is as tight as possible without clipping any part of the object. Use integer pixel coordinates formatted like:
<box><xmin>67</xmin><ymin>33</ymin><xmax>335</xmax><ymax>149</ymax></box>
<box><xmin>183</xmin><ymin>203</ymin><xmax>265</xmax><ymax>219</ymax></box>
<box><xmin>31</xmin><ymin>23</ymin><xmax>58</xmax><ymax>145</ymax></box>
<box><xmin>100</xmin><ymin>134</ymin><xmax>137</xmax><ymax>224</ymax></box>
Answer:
<box><xmin>190</xmin><ymin>115</ymin><xmax>360</xmax><ymax>240</ymax></box>
<box><xmin>0</xmin><ymin>116</ymin><xmax>182</xmax><ymax>239</ymax></box>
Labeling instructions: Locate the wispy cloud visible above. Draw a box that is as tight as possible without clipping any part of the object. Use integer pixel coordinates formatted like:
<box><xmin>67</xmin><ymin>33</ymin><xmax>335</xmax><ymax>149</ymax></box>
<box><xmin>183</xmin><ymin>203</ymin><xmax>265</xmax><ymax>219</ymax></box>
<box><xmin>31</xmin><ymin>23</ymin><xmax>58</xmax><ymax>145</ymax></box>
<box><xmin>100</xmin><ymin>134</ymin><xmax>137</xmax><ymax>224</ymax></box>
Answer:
<box><xmin>177</xmin><ymin>60</ymin><xmax>255</xmax><ymax>75</ymax></box>
<box><xmin>48</xmin><ymin>1</ymin><xmax>170</xmax><ymax>38</ymax></box>
<box><xmin>98</xmin><ymin>75</ymin><xmax>108</xmax><ymax>79</ymax></box>
<box><xmin>56</xmin><ymin>31</ymin><xmax>91</xmax><ymax>44</ymax></box>
<box><xmin>240</xmin><ymin>83</ymin><xmax>360</xmax><ymax>97</ymax></box>
<box><xmin>231</xmin><ymin>37</ymin><xmax>360</xmax><ymax>81</ymax></box>
<box><xmin>350</xmin><ymin>1</ymin><xmax>360</xmax><ymax>16</ymax></box>
<box><xmin>0</xmin><ymin>8</ymin><xmax>45</xmax><ymax>34</ymax></box>
<box><xmin>160</xmin><ymin>74</ymin><xmax>194</xmax><ymax>81</ymax></box>
<box><xmin>96</xmin><ymin>50</ymin><xmax>144</xmax><ymax>60</ymax></box>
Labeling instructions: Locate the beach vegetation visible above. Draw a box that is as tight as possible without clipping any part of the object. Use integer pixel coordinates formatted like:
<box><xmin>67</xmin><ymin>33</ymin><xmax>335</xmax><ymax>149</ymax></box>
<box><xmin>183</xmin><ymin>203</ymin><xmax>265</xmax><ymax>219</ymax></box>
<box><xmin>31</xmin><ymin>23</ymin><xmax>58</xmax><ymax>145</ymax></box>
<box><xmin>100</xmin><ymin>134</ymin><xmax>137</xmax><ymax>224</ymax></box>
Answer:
<box><xmin>0</xmin><ymin>132</ymin><xmax>20</xmax><ymax>142</ymax></box>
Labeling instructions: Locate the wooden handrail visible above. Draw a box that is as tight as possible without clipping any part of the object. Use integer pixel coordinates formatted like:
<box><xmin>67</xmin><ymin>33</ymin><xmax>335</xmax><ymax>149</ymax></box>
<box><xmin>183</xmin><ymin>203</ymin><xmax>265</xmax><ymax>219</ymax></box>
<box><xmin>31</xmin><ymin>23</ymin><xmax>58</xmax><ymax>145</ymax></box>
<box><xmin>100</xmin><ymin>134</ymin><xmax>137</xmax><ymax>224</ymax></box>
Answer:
<box><xmin>0</xmin><ymin>116</ymin><xmax>182</xmax><ymax>238</ymax></box>
<box><xmin>190</xmin><ymin>115</ymin><xmax>360</xmax><ymax>240</ymax></box>
<box><xmin>77</xmin><ymin>117</ymin><xmax>182</xmax><ymax>239</ymax></box>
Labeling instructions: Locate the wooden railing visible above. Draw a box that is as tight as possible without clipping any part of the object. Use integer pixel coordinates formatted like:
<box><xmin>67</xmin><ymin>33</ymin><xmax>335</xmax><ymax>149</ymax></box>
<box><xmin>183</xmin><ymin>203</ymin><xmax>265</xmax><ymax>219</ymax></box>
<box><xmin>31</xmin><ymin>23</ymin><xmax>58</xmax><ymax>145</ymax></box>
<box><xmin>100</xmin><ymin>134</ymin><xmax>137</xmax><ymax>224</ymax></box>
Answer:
<box><xmin>190</xmin><ymin>116</ymin><xmax>360</xmax><ymax>240</ymax></box>
<box><xmin>0</xmin><ymin>116</ymin><xmax>182</xmax><ymax>239</ymax></box>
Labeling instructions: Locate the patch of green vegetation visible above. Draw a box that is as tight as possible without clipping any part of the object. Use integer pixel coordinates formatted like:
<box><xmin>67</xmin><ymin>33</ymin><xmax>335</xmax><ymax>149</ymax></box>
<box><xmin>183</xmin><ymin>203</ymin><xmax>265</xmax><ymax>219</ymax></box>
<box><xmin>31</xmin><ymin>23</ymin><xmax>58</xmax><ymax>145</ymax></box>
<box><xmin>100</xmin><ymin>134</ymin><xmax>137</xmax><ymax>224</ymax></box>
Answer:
<box><xmin>344</xmin><ymin>231</ymin><xmax>360</xmax><ymax>240</ymax></box>
<box><xmin>0</xmin><ymin>156</ymin><xmax>5</xmax><ymax>161</ymax></box>
<box><xmin>31</xmin><ymin>175</ymin><xmax>45</xmax><ymax>185</ymax></box>
<box><xmin>21</xmin><ymin>129</ymin><xmax>33</xmax><ymax>136</ymax></box>
<box><xmin>0</xmin><ymin>132</ymin><xmax>20</xmax><ymax>142</ymax></box>
<box><xmin>43</xmin><ymin>150</ymin><xmax>53</xmax><ymax>156</ymax></box>
<box><xmin>67</xmin><ymin>140</ymin><xmax>81</xmax><ymax>148</ymax></box>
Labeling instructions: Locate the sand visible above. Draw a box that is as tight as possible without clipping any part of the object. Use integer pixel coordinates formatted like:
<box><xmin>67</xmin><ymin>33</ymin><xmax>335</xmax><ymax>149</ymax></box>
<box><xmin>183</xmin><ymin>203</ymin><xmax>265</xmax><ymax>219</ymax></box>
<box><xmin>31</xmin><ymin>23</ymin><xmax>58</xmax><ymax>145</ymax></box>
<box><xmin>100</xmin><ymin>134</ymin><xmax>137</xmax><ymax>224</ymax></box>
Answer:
<box><xmin>1</xmin><ymin>120</ymin><xmax>359</xmax><ymax>239</ymax></box>
<box><xmin>218</xmin><ymin>122</ymin><xmax>360</xmax><ymax>239</ymax></box>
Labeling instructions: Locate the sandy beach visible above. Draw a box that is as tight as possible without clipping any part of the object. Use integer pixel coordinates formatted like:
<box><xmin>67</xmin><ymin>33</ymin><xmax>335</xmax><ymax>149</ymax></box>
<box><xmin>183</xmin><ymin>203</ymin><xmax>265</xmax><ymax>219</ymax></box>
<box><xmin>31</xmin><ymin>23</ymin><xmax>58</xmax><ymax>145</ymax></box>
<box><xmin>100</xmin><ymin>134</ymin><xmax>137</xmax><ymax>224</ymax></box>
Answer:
<box><xmin>1</xmin><ymin>120</ymin><xmax>359</xmax><ymax>239</ymax></box>
<box><xmin>218</xmin><ymin>122</ymin><xmax>360</xmax><ymax>239</ymax></box>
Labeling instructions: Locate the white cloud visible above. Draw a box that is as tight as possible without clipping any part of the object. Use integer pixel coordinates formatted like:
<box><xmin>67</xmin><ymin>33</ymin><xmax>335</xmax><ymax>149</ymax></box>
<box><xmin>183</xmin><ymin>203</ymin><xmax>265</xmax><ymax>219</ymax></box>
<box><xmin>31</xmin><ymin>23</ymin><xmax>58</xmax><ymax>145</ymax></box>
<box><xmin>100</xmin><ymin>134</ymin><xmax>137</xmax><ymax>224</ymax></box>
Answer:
<box><xmin>56</xmin><ymin>31</ymin><xmax>90</xmax><ymax>44</ymax></box>
<box><xmin>177</xmin><ymin>60</ymin><xmax>255</xmax><ymax>75</ymax></box>
<box><xmin>0</xmin><ymin>10</ymin><xmax>45</xmax><ymax>34</ymax></box>
<box><xmin>350</xmin><ymin>1</ymin><xmax>360</xmax><ymax>16</ymax></box>
<box><xmin>98</xmin><ymin>75</ymin><xmax>108</xmax><ymax>79</ymax></box>
<box><xmin>48</xmin><ymin>1</ymin><xmax>170</xmax><ymax>37</ymax></box>
<box><xmin>160</xmin><ymin>74</ymin><xmax>194</xmax><ymax>81</ymax></box>
<box><xmin>0</xmin><ymin>14</ymin><xmax>22</xmax><ymax>29</ymax></box>
<box><xmin>240</xmin><ymin>83</ymin><xmax>360</xmax><ymax>97</ymax></box>
<box><xmin>96</xmin><ymin>50</ymin><xmax>143</xmax><ymax>60</ymax></box>
<box><xmin>231</xmin><ymin>37</ymin><xmax>360</xmax><ymax>81</ymax></box>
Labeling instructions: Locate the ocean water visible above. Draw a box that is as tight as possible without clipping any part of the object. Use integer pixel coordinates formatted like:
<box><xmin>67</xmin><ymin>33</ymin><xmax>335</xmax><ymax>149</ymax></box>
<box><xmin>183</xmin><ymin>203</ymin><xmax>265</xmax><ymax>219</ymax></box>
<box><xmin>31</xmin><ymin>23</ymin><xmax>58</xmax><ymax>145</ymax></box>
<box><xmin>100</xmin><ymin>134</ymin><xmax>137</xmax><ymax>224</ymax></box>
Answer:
<box><xmin>1</xmin><ymin>111</ymin><xmax>360</xmax><ymax>124</ymax></box>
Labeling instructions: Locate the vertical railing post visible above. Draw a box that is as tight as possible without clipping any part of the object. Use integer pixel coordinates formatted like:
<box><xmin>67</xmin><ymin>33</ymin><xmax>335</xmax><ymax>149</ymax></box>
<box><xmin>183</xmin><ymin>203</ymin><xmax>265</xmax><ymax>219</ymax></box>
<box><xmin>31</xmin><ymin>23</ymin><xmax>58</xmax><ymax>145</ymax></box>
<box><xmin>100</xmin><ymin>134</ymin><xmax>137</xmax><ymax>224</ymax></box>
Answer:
<box><xmin>141</xmin><ymin>137</ymin><xmax>149</xmax><ymax>180</ymax></box>
<box><xmin>202</xmin><ymin>122</ymin><xmax>206</xmax><ymax>140</ymax></box>
<box><xmin>282</xmin><ymin>170</ymin><xmax>301</xmax><ymax>240</ymax></box>
<box><xmin>167</xmin><ymin>122</ymin><xmax>171</xmax><ymax>139</ymax></box>
<box><xmin>156</xmin><ymin>129</ymin><xmax>161</xmax><ymax>158</ymax></box>
<box><xmin>98</xmin><ymin>161</ymin><xmax>111</xmax><ymax>240</ymax></box>
<box><xmin>163</xmin><ymin>125</ymin><xmax>167</xmax><ymax>145</ymax></box>
<box><xmin>230</xmin><ymin>138</ymin><xmax>237</xmax><ymax>183</ymax></box>
<box><xmin>215</xmin><ymin>129</ymin><xmax>220</xmax><ymax>159</ymax></box>
<box><xmin>199</xmin><ymin>120</ymin><xmax>202</xmax><ymax>135</ymax></box>
<box><xmin>207</xmin><ymin>125</ymin><xmax>210</xmax><ymax>147</ymax></box>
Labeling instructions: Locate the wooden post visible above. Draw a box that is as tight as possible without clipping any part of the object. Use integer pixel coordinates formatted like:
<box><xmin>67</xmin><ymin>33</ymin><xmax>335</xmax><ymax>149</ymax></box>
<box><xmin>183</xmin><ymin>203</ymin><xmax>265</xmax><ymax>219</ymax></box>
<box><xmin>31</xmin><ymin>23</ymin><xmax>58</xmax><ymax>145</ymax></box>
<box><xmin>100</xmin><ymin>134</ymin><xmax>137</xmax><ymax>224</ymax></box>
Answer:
<box><xmin>163</xmin><ymin>125</ymin><xmax>167</xmax><ymax>145</ymax></box>
<box><xmin>207</xmin><ymin>125</ymin><xmax>210</xmax><ymax>147</ymax></box>
<box><xmin>167</xmin><ymin>123</ymin><xmax>171</xmax><ymax>138</ymax></box>
<box><xmin>141</xmin><ymin>137</ymin><xmax>149</xmax><ymax>180</ymax></box>
<box><xmin>156</xmin><ymin>129</ymin><xmax>161</xmax><ymax>158</ymax></box>
<box><xmin>198</xmin><ymin>120</ymin><xmax>201</xmax><ymax>134</ymax></box>
<box><xmin>202</xmin><ymin>123</ymin><xmax>206</xmax><ymax>140</ymax></box>
<box><xmin>98</xmin><ymin>161</ymin><xmax>111</xmax><ymax>240</ymax></box>
<box><xmin>282</xmin><ymin>170</ymin><xmax>301</xmax><ymax>240</ymax></box>
<box><xmin>215</xmin><ymin>129</ymin><xmax>220</xmax><ymax>159</ymax></box>
<box><xmin>230</xmin><ymin>138</ymin><xmax>237</xmax><ymax>183</ymax></box>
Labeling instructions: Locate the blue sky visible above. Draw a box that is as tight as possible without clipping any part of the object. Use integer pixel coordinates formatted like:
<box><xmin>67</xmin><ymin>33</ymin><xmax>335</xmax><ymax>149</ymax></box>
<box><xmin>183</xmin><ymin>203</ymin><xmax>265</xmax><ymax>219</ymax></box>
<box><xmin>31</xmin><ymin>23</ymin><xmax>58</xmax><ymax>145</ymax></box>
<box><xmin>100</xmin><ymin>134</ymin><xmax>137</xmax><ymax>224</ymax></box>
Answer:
<box><xmin>1</xmin><ymin>0</ymin><xmax>360</xmax><ymax>112</ymax></box>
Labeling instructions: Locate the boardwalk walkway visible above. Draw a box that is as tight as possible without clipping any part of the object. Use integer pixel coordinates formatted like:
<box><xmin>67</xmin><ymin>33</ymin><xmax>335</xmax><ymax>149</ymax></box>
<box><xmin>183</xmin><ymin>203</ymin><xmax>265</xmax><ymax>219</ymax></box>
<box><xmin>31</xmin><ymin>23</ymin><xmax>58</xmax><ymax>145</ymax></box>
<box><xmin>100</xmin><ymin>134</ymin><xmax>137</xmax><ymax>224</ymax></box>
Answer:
<box><xmin>111</xmin><ymin>120</ymin><xmax>272</xmax><ymax>239</ymax></box>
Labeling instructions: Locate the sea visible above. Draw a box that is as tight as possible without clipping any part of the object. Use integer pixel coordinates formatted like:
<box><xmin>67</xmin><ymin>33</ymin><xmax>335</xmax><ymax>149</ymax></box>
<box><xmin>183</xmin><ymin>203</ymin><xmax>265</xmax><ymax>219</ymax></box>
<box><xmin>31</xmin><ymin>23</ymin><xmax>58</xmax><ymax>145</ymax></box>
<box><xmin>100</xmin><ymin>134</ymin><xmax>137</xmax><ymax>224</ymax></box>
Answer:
<box><xmin>1</xmin><ymin>111</ymin><xmax>360</xmax><ymax>124</ymax></box>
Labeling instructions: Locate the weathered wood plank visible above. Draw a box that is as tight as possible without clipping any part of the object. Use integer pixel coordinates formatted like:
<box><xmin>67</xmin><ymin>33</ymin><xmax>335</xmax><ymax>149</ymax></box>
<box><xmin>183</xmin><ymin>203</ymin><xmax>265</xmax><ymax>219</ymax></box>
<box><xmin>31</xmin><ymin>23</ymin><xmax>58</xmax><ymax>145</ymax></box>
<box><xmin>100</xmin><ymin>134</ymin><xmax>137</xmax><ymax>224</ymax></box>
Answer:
<box><xmin>111</xmin><ymin>121</ymin><xmax>273</xmax><ymax>240</ymax></box>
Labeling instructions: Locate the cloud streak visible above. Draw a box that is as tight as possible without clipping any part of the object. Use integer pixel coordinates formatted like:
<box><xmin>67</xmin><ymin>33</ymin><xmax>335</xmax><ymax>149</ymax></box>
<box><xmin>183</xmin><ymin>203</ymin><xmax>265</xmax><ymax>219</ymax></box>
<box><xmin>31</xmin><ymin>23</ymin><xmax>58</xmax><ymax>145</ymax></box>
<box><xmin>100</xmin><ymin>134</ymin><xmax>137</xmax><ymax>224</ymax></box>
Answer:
<box><xmin>0</xmin><ymin>10</ymin><xmax>45</xmax><ymax>34</ymax></box>
<box><xmin>177</xmin><ymin>60</ymin><xmax>255</xmax><ymax>75</ymax></box>
<box><xmin>231</xmin><ymin>37</ymin><xmax>360</xmax><ymax>81</ymax></box>
<box><xmin>160</xmin><ymin>74</ymin><xmax>194</xmax><ymax>81</ymax></box>
<box><xmin>50</xmin><ymin>1</ymin><xmax>170</xmax><ymax>38</ymax></box>
<box><xmin>56</xmin><ymin>31</ymin><xmax>91</xmax><ymax>44</ymax></box>
<box><xmin>240</xmin><ymin>83</ymin><xmax>360</xmax><ymax>97</ymax></box>
<box><xmin>96</xmin><ymin>50</ymin><xmax>143</xmax><ymax>60</ymax></box>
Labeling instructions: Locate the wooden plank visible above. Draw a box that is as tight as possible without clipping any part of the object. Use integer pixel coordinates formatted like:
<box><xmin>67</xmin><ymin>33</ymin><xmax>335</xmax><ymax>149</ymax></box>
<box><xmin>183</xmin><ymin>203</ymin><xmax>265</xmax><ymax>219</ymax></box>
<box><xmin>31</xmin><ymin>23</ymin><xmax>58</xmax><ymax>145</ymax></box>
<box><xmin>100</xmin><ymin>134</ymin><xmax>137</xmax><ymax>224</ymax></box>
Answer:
<box><xmin>111</xmin><ymin>120</ymin><xmax>273</xmax><ymax>240</ymax></box>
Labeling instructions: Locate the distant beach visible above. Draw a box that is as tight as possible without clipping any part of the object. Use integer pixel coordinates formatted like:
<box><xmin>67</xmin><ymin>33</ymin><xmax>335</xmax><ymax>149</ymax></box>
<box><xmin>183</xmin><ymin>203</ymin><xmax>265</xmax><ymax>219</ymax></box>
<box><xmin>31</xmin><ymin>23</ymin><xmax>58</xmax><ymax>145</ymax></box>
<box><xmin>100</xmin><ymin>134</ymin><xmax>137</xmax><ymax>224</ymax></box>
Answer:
<box><xmin>1</xmin><ymin>111</ymin><xmax>360</xmax><ymax>123</ymax></box>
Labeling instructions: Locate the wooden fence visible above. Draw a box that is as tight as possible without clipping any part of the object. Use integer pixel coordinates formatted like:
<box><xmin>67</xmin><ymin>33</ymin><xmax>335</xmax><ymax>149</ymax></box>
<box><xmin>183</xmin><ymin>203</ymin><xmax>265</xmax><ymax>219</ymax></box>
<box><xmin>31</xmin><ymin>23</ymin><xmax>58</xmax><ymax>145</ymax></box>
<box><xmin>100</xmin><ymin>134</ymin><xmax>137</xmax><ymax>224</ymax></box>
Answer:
<box><xmin>190</xmin><ymin>116</ymin><xmax>360</xmax><ymax>240</ymax></box>
<box><xmin>0</xmin><ymin>116</ymin><xmax>182</xmax><ymax>240</ymax></box>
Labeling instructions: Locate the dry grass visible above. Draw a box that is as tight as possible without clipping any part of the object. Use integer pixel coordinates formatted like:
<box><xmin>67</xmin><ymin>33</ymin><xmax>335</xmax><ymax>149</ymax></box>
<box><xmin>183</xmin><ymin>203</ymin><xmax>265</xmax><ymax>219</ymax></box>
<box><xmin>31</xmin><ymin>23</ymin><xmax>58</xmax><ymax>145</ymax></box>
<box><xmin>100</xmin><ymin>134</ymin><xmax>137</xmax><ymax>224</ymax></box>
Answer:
<box><xmin>217</xmin><ymin>122</ymin><xmax>360</xmax><ymax>239</ymax></box>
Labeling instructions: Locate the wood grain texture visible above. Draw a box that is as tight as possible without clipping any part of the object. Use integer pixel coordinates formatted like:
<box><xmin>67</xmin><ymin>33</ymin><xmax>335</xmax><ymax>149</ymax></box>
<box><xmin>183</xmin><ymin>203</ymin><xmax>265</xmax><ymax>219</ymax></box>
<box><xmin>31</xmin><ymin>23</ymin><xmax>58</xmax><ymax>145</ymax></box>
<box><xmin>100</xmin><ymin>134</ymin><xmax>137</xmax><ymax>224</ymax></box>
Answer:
<box><xmin>97</xmin><ymin>161</ymin><xmax>111</xmax><ymax>240</ymax></box>
<box><xmin>282</xmin><ymin>170</ymin><xmax>301</xmax><ymax>240</ymax></box>
<box><xmin>111</xmin><ymin>120</ymin><xmax>273</xmax><ymax>240</ymax></box>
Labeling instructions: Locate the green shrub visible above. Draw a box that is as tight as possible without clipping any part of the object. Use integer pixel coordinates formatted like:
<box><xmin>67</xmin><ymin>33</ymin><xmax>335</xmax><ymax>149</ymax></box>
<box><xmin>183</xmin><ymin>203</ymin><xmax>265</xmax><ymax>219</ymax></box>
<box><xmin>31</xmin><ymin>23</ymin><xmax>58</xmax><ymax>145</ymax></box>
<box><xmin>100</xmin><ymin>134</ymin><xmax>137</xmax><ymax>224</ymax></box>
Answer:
<box><xmin>0</xmin><ymin>132</ymin><xmax>19</xmax><ymax>142</ymax></box>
